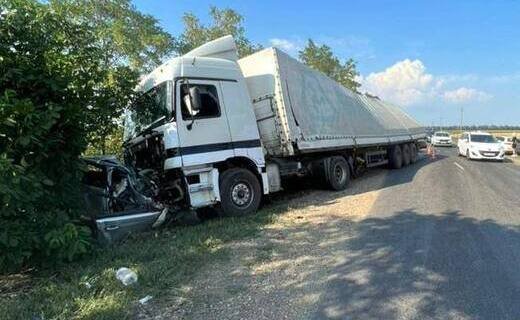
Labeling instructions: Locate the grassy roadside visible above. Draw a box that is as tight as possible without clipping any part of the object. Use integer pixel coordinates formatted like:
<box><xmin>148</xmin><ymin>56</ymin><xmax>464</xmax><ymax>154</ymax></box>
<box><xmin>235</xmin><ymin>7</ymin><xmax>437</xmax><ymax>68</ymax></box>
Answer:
<box><xmin>0</xmin><ymin>208</ymin><xmax>284</xmax><ymax>320</ymax></box>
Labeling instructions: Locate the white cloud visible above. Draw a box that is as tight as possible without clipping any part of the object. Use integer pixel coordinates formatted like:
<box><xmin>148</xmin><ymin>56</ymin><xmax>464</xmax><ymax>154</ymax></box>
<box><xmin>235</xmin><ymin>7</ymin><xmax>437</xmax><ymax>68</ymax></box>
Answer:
<box><xmin>361</xmin><ymin>59</ymin><xmax>440</xmax><ymax>106</ymax></box>
<box><xmin>443</xmin><ymin>87</ymin><xmax>491</xmax><ymax>103</ymax></box>
<box><xmin>268</xmin><ymin>38</ymin><xmax>302</xmax><ymax>56</ymax></box>
<box><xmin>361</xmin><ymin>59</ymin><xmax>492</xmax><ymax>106</ymax></box>
<box><xmin>268</xmin><ymin>35</ymin><xmax>375</xmax><ymax>61</ymax></box>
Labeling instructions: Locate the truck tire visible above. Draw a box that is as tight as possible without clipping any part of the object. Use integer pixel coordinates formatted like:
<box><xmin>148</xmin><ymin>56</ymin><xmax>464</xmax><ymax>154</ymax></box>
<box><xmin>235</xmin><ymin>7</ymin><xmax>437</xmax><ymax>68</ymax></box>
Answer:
<box><xmin>410</xmin><ymin>143</ymin><xmax>418</xmax><ymax>163</ymax></box>
<box><xmin>327</xmin><ymin>156</ymin><xmax>350</xmax><ymax>191</ymax></box>
<box><xmin>389</xmin><ymin>145</ymin><xmax>403</xmax><ymax>169</ymax></box>
<box><xmin>402</xmin><ymin>144</ymin><xmax>411</xmax><ymax>166</ymax></box>
<box><xmin>218</xmin><ymin>168</ymin><xmax>261</xmax><ymax>216</ymax></box>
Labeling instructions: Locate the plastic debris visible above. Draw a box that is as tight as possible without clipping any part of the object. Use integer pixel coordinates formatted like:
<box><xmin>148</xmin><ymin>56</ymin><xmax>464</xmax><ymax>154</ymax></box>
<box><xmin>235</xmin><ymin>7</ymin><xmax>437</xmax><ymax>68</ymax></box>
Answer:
<box><xmin>139</xmin><ymin>295</ymin><xmax>153</xmax><ymax>305</ymax></box>
<box><xmin>83</xmin><ymin>281</ymin><xmax>92</xmax><ymax>289</ymax></box>
<box><xmin>116</xmin><ymin>267</ymin><xmax>138</xmax><ymax>286</ymax></box>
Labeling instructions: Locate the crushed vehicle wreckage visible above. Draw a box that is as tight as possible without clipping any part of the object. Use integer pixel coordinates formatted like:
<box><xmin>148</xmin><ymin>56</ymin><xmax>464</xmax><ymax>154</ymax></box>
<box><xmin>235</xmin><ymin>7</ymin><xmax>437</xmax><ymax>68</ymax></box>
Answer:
<box><xmin>81</xmin><ymin>156</ymin><xmax>174</xmax><ymax>242</ymax></box>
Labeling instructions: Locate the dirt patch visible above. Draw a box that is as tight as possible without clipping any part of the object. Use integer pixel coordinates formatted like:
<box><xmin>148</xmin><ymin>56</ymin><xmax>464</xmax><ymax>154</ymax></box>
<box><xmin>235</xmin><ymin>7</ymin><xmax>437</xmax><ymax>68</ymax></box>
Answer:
<box><xmin>142</xmin><ymin>171</ymin><xmax>388</xmax><ymax>319</ymax></box>
<box><xmin>0</xmin><ymin>273</ymin><xmax>33</xmax><ymax>299</ymax></box>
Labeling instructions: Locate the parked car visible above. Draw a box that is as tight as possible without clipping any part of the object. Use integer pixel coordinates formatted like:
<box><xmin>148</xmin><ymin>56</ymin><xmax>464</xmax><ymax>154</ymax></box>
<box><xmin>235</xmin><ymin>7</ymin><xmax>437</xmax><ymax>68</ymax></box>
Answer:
<box><xmin>431</xmin><ymin>131</ymin><xmax>453</xmax><ymax>146</ymax></box>
<box><xmin>496</xmin><ymin>136</ymin><xmax>515</xmax><ymax>155</ymax></box>
<box><xmin>81</xmin><ymin>157</ymin><xmax>165</xmax><ymax>242</ymax></box>
<box><xmin>457</xmin><ymin>131</ymin><xmax>504</xmax><ymax>161</ymax></box>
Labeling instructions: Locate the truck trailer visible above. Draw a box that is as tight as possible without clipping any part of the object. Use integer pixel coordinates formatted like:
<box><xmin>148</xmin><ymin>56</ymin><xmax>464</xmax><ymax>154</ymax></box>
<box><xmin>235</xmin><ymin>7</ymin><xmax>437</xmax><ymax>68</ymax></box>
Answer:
<box><xmin>107</xmin><ymin>35</ymin><xmax>425</xmax><ymax>234</ymax></box>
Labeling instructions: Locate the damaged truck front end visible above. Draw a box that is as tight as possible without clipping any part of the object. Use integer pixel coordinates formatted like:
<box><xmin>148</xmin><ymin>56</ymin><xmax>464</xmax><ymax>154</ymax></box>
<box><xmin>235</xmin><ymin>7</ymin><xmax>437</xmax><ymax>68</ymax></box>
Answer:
<box><xmin>123</xmin><ymin>130</ymin><xmax>188</xmax><ymax>212</ymax></box>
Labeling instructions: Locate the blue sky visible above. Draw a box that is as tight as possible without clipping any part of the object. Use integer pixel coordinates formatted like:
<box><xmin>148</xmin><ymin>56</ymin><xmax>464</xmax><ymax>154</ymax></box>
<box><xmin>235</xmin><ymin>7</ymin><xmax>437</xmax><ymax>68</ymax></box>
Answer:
<box><xmin>133</xmin><ymin>0</ymin><xmax>520</xmax><ymax>126</ymax></box>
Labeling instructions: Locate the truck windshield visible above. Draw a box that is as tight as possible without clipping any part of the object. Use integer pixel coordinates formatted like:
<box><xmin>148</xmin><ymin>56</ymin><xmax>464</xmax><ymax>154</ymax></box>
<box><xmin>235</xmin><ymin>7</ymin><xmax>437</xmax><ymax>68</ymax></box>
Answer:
<box><xmin>471</xmin><ymin>134</ymin><xmax>497</xmax><ymax>143</ymax></box>
<box><xmin>124</xmin><ymin>82</ymin><xmax>171</xmax><ymax>140</ymax></box>
<box><xmin>435</xmin><ymin>132</ymin><xmax>449</xmax><ymax>137</ymax></box>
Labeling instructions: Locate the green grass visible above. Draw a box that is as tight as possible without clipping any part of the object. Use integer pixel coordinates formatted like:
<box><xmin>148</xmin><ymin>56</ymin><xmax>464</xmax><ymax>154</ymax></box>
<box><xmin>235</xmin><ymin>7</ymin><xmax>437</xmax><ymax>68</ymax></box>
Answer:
<box><xmin>0</xmin><ymin>208</ymin><xmax>282</xmax><ymax>320</ymax></box>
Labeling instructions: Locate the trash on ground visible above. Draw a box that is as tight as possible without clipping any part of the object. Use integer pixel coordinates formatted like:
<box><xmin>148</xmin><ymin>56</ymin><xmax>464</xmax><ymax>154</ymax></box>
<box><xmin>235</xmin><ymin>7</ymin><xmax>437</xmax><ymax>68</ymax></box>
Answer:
<box><xmin>139</xmin><ymin>295</ymin><xmax>153</xmax><ymax>305</ymax></box>
<box><xmin>116</xmin><ymin>267</ymin><xmax>138</xmax><ymax>286</ymax></box>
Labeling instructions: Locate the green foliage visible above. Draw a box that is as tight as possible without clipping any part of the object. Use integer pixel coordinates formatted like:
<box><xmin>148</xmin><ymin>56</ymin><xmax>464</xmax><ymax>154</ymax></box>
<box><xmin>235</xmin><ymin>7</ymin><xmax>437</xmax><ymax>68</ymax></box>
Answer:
<box><xmin>50</xmin><ymin>0</ymin><xmax>175</xmax><ymax>73</ymax></box>
<box><xmin>174</xmin><ymin>6</ymin><xmax>262</xmax><ymax>58</ymax></box>
<box><xmin>299</xmin><ymin>39</ymin><xmax>361</xmax><ymax>93</ymax></box>
<box><xmin>0</xmin><ymin>0</ymin><xmax>139</xmax><ymax>272</ymax></box>
<box><xmin>49</xmin><ymin>0</ymin><xmax>174</xmax><ymax>155</ymax></box>
<box><xmin>84</xmin><ymin>126</ymin><xmax>124</xmax><ymax>159</ymax></box>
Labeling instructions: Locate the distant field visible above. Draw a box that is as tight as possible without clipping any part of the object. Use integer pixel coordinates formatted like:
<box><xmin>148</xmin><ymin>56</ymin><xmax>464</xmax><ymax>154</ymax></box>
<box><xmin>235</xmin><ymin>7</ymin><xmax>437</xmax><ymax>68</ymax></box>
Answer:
<box><xmin>448</xmin><ymin>129</ymin><xmax>519</xmax><ymax>138</ymax></box>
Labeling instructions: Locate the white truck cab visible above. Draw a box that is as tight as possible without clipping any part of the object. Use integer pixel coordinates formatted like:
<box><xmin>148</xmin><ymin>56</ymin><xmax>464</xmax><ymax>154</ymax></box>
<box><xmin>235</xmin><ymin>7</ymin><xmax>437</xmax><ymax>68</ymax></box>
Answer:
<box><xmin>124</xmin><ymin>36</ymin><xmax>268</xmax><ymax>216</ymax></box>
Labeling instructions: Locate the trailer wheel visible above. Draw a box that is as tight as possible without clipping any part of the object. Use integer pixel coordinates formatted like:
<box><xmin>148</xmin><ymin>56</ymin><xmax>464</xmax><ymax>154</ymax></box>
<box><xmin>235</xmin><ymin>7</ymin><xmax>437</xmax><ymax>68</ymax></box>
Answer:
<box><xmin>402</xmin><ymin>144</ymin><xmax>411</xmax><ymax>166</ymax></box>
<box><xmin>218</xmin><ymin>168</ymin><xmax>261</xmax><ymax>216</ymax></box>
<box><xmin>327</xmin><ymin>157</ymin><xmax>350</xmax><ymax>191</ymax></box>
<box><xmin>410</xmin><ymin>143</ymin><xmax>418</xmax><ymax>163</ymax></box>
<box><xmin>389</xmin><ymin>145</ymin><xmax>403</xmax><ymax>169</ymax></box>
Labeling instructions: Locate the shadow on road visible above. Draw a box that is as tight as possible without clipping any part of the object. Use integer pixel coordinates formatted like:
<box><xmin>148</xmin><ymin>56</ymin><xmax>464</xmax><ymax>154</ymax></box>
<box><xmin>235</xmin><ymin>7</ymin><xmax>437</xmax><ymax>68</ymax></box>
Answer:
<box><xmin>261</xmin><ymin>153</ymin><xmax>442</xmax><ymax>213</ymax></box>
<box><xmin>284</xmin><ymin>210</ymin><xmax>520</xmax><ymax>319</ymax></box>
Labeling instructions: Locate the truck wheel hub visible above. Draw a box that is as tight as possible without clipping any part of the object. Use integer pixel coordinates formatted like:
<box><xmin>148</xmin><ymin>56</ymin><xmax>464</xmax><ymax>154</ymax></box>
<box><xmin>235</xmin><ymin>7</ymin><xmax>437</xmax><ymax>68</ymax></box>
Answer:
<box><xmin>334</xmin><ymin>165</ymin><xmax>346</xmax><ymax>183</ymax></box>
<box><xmin>231</xmin><ymin>183</ymin><xmax>251</xmax><ymax>206</ymax></box>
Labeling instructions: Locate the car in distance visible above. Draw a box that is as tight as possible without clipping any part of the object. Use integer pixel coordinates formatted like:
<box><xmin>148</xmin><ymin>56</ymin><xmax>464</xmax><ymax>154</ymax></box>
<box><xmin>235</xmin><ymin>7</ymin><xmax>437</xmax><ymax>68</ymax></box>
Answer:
<box><xmin>431</xmin><ymin>131</ymin><xmax>453</xmax><ymax>146</ymax></box>
<box><xmin>458</xmin><ymin>131</ymin><xmax>504</xmax><ymax>161</ymax></box>
<box><xmin>496</xmin><ymin>136</ymin><xmax>515</xmax><ymax>155</ymax></box>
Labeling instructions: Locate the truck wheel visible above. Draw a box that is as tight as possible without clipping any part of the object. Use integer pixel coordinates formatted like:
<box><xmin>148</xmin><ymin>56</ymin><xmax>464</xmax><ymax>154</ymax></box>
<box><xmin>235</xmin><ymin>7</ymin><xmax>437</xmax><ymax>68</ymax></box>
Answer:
<box><xmin>410</xmin><ymin>143</ymin><xmax>418</xmax><ymax>163</ymax></box>
<box><xmin>389</xmin><ymin>145</ymin><xmax>403</xmax><ymax>169</ymax></box>
<box><xmin>327</xmin><ymin>156</ymin><xmax>350</xmax><ymax>191</ymax></box>
<box><xmin>402</xmin><ymin>144</ymin><xmax>411</xmax><ymax>166</ymax></box>
<box><xmin>218</xmin><ymin>168</ymin><xmax>261</xmax><ymax>216</ymax></box>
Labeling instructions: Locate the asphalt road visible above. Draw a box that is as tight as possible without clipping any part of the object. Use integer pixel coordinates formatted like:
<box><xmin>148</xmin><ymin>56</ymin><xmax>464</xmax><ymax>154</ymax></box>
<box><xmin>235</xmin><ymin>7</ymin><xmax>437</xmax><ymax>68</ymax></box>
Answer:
<box><xmin>314</xmin><ymin>148</ymin><xmax>520</xmax><ymax>320</ymax></box>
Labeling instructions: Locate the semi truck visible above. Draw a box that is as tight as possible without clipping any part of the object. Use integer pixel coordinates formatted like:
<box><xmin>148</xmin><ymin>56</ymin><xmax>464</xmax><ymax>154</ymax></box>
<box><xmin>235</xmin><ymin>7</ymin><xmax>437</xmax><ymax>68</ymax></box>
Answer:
<box><xmin>91</xmin><ymin>35</ymin><xmax>425</xmax><ymax>239</ymax></box>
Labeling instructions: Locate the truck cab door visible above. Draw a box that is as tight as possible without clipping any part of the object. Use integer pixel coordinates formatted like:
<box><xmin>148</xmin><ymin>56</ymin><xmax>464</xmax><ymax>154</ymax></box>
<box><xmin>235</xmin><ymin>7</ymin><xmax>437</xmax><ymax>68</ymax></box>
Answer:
<box><xmin>176</xmin><ymin>79</ymin><xmax>232</xmax><ymax>167</ymax></box>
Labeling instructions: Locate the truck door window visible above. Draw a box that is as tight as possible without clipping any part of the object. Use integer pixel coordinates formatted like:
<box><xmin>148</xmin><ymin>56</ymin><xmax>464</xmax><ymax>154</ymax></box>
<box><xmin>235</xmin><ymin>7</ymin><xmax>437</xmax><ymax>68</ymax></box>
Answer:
<box><xmin>180</xmin><ymin>84</ymin><xmax>221</xmax><ymax>120</ymax></box>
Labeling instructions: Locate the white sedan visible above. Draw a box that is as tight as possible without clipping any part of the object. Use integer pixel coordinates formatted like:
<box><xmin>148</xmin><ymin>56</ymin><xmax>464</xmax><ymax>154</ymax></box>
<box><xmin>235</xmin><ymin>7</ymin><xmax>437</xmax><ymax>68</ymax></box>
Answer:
<box><xmin>496</xmin><ymin>136</ymin><xmax>515</xmax><ymax>155</ymax></box>
<box><xmin>458</xmin><ymin>131</ymin><xmax>505</xmax><ymax>161</ymax></box>
<box><xmin>431</xmin><ymin>131</ymin><xmax>453</xmax><ymax>146</ymax></box>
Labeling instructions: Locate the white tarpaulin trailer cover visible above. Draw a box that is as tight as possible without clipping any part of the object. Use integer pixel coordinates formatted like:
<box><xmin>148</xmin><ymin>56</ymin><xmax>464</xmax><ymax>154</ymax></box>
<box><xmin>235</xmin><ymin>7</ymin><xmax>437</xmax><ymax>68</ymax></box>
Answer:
<box><xmin>238</xmin><ymin>48</ymin><xmax>426</xmax><ymax>157</ymax></box>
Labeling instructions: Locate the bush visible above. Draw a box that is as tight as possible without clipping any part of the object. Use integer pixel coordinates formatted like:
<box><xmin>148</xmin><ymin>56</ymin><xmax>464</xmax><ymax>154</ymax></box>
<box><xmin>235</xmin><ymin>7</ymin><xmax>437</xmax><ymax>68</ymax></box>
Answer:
<box><xmin>0</xmin><ymin>0</ymin><xmax>135</xmax><ymax>272</ymax></box>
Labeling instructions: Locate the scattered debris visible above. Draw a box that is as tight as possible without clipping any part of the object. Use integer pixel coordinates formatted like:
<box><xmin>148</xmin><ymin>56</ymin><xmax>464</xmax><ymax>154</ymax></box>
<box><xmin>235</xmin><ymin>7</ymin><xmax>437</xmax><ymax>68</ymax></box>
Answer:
<box><xmin>139</xmin><ymin>295</ymin><xmax>153</xmax><ymax>305</ymax></box>
<box><xmin>116</xmin><ymin>267</ymin><xmax>138</xmax><ymax>286</ymax></box>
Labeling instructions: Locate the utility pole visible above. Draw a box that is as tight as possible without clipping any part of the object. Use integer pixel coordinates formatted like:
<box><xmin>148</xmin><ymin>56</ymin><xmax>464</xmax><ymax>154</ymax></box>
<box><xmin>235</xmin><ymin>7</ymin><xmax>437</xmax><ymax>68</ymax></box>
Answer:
<box><xmin>459</xmin><ymin>106</ymin><xmax>464</xmax><ymax>133</ymax></box>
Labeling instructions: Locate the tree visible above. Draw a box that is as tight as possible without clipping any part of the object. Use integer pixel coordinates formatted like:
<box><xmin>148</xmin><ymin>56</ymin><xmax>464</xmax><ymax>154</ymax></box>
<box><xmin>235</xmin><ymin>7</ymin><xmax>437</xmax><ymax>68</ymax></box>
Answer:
<box><xmin>0</xmin><ymin>0</ymin><xmax>142</xmax><ymax>271</ymax></box>
<box><xmin>174</xmin><ymin>6</ymin><xmax>262</xmax><ymax>58</ymax></box>
<box><xmin>50</xmin><ymin>0</ymin><xmax>175</xmax><ymax>73</ymax></box>
<box><xmin>49</xmin><ymin>0</ymin><xmax>175</xmax><ymax>155</ymax></box>
<box><xmin>299</xmin><ymin>39</ymin><xmax>361</xmax><ymax>93</ymax></box>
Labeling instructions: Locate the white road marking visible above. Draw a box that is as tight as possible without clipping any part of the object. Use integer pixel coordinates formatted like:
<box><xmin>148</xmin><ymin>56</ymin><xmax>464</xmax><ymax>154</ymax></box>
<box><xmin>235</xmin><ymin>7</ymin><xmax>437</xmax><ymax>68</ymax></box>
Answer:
<box><xmin>454</xmin><ymin>162</ymin><xmax>465</xmax><ymax>171</ymax></box>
